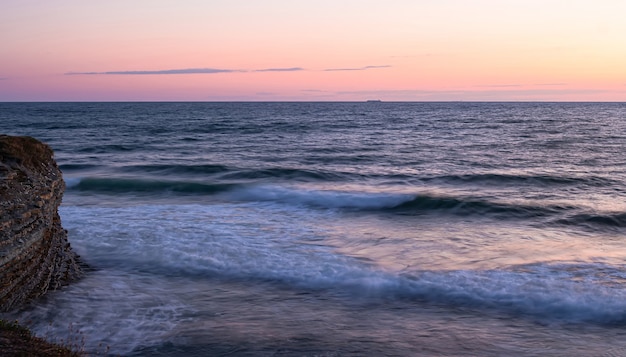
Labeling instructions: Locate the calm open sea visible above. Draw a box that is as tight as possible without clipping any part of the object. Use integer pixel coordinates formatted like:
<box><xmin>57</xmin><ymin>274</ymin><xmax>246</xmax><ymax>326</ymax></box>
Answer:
<box><xmin>1</xmin><ymin>102</ymin><xmax>625</xmax><ymax>356</ymax></box>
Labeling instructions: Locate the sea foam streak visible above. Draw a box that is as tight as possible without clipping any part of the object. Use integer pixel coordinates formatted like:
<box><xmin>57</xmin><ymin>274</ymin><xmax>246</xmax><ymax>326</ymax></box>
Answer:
<box><xmin>59</xmin><ymin>204</ymin><xmax>626</xmax><ymax>324</ymax></box>
<box><xmin>228</xmin><ymin>185</ymin><xmax>413</xmax><ymax>209</ymax></box>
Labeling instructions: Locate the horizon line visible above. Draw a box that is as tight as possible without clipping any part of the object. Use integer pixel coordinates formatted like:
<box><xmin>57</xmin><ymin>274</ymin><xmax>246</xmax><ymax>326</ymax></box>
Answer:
<box><xmin>1</xmin><ymin>100</ymin><xmax>625</xmax><ymax>104</ymax></box>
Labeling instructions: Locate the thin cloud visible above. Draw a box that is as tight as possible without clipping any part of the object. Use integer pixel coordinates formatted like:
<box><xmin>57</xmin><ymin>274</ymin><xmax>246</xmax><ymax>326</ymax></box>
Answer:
<box><xmin>65</xmin><ymin>65</ymin><xmax>391</xmax><ymax>76</ymax></box>
<box><xmin>254</xmin><ymin>67</ymin><xmax>304</xmax><ymax>72</ymax></box>
<box><xmin>66</xmin><ymin>68</ymin><xmax>240</xmax><ymax>75</ymax></box>
<box><xmin>324</xmin><ymin>65</ymin><xmax>391</xmax><ymax>72</ymax></box>
<box><xmin>0</xmin><ymin>77</ymin><xmax>8</xmax><ymax>80</ymax></box>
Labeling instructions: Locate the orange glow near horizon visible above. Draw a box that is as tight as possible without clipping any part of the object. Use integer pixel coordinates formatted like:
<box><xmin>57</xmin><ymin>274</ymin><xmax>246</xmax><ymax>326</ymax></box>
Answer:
<box><xmin>2</xmin><ymin>0</ymin><xmax>626</xmax><ymax>101</ymax></box>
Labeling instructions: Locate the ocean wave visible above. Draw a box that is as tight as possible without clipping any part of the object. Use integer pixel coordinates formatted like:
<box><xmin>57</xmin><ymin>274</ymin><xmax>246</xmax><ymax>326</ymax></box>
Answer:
<box><xmin>218</xmin><ymin>167</ymin><xmax>346</xmax><ymax>182</ymax></box>
<box><xmin>60</xmin><ymin>163</ymin><xmax>618</xmax><ymax>194</ymax></box>
<box><xmin>68</xmin><ymin>177</ymin><xmax>237</xmax><ymax>194</ymax></box>
<box><xmin>66</xmin><ymin>177</ymin><xmax>410</xmax><ymax>208</ymax></box>
<box><xmin>60</xmin><ymin>204</ymin><xmax>626</xmax><ymax>325</ymax></box>
<box><xmin>397</xmin><ymin>263</ymin><xmax>626</xmax><ymax>324</ymax></box>
<box><xmin>390</xmin><ymin>195</ymin><xmax>568</xmax><ymax>218</ymax></box>
<box><xmin>555</xmin><ymin>212</ymin><xmax>626</xmax><ymax>229</ymax></box>
<box><xmin>113</xmin><ymin>248</ymin><xmax>626</xmax><ymax>324</ymax></box>
<box><xmin>423</xmin><ymin>172</ymin><xmax>615</xmax><ymax>187</ymax></box>
<box><xmin>118</xmin><ymin>163</ymin><xmax>231</xmax><ymax>175</ymax></box>
<box><xmin>65</xmin><ymin>178</ymin><xmax>574</xmax><ymax>218</ymax></box>
<box><xmin>229</xmin><ymin>187</ymin><xmax>626</xmax><ymax>230</ymax></box>
<box><xmin>66</xmin><ymin>178</ymin><xmax>626</xmax><ymax>230</ymax></box>
<box><xmin>72</xmin><ymin>164</ymin><xmax>354</xmax><ymax>183</ymax></box>
<box><xmin>227</xmin><ymin>186</ymin><xmax>413</xmax><ymax>209</ymax></box>
<box><xmin>177</xmin><ymin>258</ymin><xmax>626</xmax><ymax>324</ymax></box>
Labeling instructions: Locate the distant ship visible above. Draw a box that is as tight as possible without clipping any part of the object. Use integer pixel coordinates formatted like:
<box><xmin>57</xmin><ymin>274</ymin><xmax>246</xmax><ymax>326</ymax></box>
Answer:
<box><xmin>366</xmin><ymin>99</ymin><xmax>382</xmax><ymax>103</ymax></box>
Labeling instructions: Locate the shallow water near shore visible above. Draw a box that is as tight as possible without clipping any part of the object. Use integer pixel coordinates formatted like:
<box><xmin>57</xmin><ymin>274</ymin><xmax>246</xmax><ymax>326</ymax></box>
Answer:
<box><xmin>1</xmin><ymin>102</ymin><xmax>626</xmax><ymax>356</ymax></box>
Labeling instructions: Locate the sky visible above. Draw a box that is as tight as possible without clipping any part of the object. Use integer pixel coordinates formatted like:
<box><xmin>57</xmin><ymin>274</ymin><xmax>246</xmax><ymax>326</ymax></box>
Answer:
<box><xmin>2</xmin><ymin>0</ymin><xmax>626</xmax><ymax>101</ymax></box>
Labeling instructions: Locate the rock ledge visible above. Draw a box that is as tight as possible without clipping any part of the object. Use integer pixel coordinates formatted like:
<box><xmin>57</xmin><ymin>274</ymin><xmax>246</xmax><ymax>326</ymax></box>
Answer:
<box><xmin>0</xmin><ymin>135</ymin><xmax>83</xmax><ymax>312</ymax></box>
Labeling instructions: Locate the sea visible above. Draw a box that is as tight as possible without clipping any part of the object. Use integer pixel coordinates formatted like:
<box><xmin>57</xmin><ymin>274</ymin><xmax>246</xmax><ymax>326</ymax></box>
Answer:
<box><xmin>1</xmin><ymin>102</ymin><xmax>625</xmax><ymax>356</ymax></box>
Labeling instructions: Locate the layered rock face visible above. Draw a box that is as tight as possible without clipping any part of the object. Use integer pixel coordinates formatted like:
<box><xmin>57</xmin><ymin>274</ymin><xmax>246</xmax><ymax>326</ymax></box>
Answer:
<box><xmin>0</xmin><ymin>135</ymin><xmax>83</xmax><ymax>312</ymax></box>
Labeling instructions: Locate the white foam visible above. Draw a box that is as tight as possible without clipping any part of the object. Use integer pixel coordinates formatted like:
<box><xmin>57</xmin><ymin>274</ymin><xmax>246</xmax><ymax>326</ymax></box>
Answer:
<box><xmin>13</xmin><ymin>271</ymin><xmax>188</xmax><ymax>355</ymax></box>
<box><xmin>59</xmin><ymin>204</ymin><xmax>626</xmax><ymax>323</ymax></box>
<box><xmin>60</xmin><ymin>203</ymin><xmax>360</xmax><ymax>284</ymax></box>
<box><xmin>406</xmin><ymin>266</ymin><xmax>626</xmax><ymax>322</ymax></box>
<box><xmin>36</xmin><ymin>203</ymin><xmax>626</xmax><ymax>354</ymax></box>
<box><xmin>226</xmin><ymin>185</ymin><xmax>413</xmax><ymax>209</ymax></box>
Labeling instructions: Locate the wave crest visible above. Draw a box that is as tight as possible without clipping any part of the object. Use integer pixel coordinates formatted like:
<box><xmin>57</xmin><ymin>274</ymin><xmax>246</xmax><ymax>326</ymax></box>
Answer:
<box><xmin>69</xmin><ymin>177</ymin><xmax>236</xmax><ymax>194</ymax></box>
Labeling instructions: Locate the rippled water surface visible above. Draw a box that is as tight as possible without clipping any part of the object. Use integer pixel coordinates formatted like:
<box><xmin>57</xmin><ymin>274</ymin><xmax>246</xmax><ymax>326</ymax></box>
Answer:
<box><xmin>1</xmin><ymin>102</ymin><xmax>625</xmax><ymax>356</ymax></box>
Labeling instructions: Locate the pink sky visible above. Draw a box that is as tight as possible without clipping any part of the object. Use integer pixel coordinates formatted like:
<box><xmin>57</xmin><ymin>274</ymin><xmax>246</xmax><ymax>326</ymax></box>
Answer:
<box><xmin>2</xmin><ymin>0</ymin><xmax>626</xmax><ymax>101</ymax></box>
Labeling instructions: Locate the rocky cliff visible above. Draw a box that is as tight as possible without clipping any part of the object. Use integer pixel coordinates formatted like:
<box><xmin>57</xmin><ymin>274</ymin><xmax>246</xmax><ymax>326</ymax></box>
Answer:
<box><xmin>0</xmin><ymin>135</ymin><xmax>83</xmax><ymax>312</ymax></box>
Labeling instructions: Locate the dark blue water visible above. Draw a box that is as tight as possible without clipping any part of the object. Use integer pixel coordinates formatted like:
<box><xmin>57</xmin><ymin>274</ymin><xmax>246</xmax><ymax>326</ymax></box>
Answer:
<box><xmin>1</xmin><ymin>102</ymin><xmax>625</xmax><ymax>356</ymax></box>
